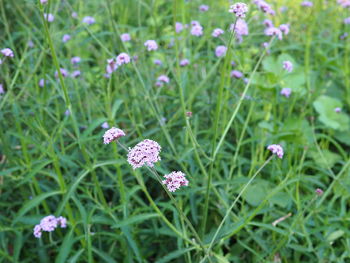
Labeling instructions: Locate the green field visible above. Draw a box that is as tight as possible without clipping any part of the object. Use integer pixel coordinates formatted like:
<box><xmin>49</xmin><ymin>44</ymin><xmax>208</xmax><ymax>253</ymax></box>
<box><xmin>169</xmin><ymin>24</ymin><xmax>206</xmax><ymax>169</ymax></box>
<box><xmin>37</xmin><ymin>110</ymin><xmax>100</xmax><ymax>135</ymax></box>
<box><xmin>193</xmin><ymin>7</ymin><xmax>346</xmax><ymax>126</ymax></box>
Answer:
<box><xmin>1</xmin><ymin>0</ymin><xmax>350</xmax><ymax>262</ymax></box>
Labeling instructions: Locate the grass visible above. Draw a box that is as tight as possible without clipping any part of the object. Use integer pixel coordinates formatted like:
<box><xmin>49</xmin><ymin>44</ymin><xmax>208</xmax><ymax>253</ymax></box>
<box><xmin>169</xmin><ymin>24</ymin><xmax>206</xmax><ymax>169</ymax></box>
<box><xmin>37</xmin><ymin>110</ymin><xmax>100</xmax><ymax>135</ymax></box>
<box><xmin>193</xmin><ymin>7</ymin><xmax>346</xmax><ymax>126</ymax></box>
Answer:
<box><xmin>1</xmin><ymin>0</ymin><xmax>350</xmax><ymax>262</ymax></box>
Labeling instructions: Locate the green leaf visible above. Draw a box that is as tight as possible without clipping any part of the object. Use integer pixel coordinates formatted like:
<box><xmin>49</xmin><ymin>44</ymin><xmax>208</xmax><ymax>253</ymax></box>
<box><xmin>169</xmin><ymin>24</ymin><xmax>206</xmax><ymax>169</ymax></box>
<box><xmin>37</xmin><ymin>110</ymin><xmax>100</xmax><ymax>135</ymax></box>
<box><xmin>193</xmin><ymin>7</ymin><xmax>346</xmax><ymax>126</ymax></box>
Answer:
<box><xmin>156</xmin><ymin>247</ymin><xmax>195</xmax><ymax>263</ymax></box>
<box><xmin>309</xmin><ymin>150</ymin><xmax>342</xmax><ymax>169</ymax></box>
<box><xmin>111</xmin><ymin>213</ymin><xmax>159</xmax><ymax>228</ymax></box>
<box><xmin>327</xmin><ymin>230</ymin><xmax>345</xmax><ymax>243</ymax></box>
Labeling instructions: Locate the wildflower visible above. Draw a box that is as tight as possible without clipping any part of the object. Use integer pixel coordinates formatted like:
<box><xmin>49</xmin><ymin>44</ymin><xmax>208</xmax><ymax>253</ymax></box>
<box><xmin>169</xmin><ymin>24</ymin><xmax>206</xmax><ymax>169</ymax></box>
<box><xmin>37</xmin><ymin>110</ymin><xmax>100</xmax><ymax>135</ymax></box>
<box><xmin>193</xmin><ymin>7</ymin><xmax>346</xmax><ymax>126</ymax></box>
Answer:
<box><xmin>231</xmin><ymin>70</ymin><xmax>243</xmax><ymax>79</ymax></box>
<box><xmin>283</xmin><ymin>61</ymin><xmax>293</xmax><ymax>73</ymax></box>
<box><xmin>263</xmin><ymin>19</ymin><xmax>274</xmax><ymax>28</ymax></box>
<box><xmin>154</xmin><ymin>59</ymin><xmax>162</xmax><ymax>66</ymax></box>
<box><xmin>0</xmin><ymin>59</ymin><xmax>2</xmax><ymax>64</ymax></box>
<box><xmin>144</xmin><ymin>40</ymin><xmax>158</xmax><ymax>51</ymax></box>
<box><xmin>191</xmin><ymin>24</ymin><xmax>203</xmax><ymax>37</ymax></box>
<box><xmin>301</xmin><ymin>1</ymin><xmax>313</xmax><ymax>7</ymax></box>
<box><xmin>344</xmin><ymin>17</ymin><xmax>350</xmax><ymax>24</ymax></box>
<box><xmin>120</xmin><ymin>33</ymin><xmax>131</xmax><ymax>42</ymax></box>
<box><xmin>199</xmin><ymin>5</ymin><xmax>209</xmax><ymax>12</ymax></box>
<box><xmin>127</xmin><ymin>139</ymin><xmax>161</xmax><ymax>169</ymax></box>
<box><xmin>33</xmin><ymin>215</ymin><xmax>67</xmax><ymax>238</ymax></box>
<box><xmin>231</xmin><ymin>61</ymin><xmax>236</xmax><ymax>66</ymax></box>
<box><xmin>212</xmin><ymin>28</ymin><xmax>224</xmax><ymax>37</ymax></box>
<box><xmin>280</xmin><ymin>88</ymin><xmax>292</xmax><ymax>98</ymax></box>
<box><xmin>253</xmin><ymin>0</ymin><xmax>275</xmax><ymax>15</ymax></box>
<box><xmin>33</xmin><ymin>225</ymin><xmax>42</xmax><ymax>238</ymax></box>
<box><xmin>180</xmin><ymin>59</ymin><xmax>190</xmax><ymax>67</ymax></box>
<box><xmin>338</xmin><ymin>0</ymin><xmax>350</xmax><ymax>8</ymax></box>
<box><xmin>186</xmin><ymin>111</ymin><xmax>192</xmax><ymax>117</ymax></box>
<box><xmin>101</xmin><ymin>122</ymin><xmax>109</xmax><ymax>129</ymax></box>
<box><xmin>106</xmin><ymin>58</ymin><xmax>118</xmax><ymax>74</ymax></box>
<box><xmin>55</xmin><ymin>68</ymin><xmax>69</xmax><ymax>78</ymax></box>
<box><xmin>315</xmin><ymin>188</ymin><xmax>324</xmax><ymax>196</ymax></box>
<box><xmin>162</xmin><ymin>171</ymin><xmax>189</xmax><ymax>192</ymax></box>
<box><xmin>72</xmin><ymin>12</ymin><xmax>78</xmax><ymax>18</ymax></box>
<box><xmin>39</xmin><ymin>79</ymin><xmax>45</xmax><ymax>87</ymax></box>
<box><xmin>40</xmin><ymin>0</ymin><xmax>48</xmax><ymax>4</ymax></box>
<box><xmin>116</xmin><ymin>53</ymin><xmax>131</xmax><ymax>66</ymax></box>
<box><xmin>215</xmin><ymin>46</ymin><xmax>227</xmax><ymax>57</ymax></box>
<box><xmin>267</xmin><ymin>144</ymin><xmax>284</xmax><ymax>159</ymax></box>
<box><xmin>65</xmin><ymin>109</ymin><xmax>70</xmax><ymax>116</ymax></box>
<box><xmin>191</xmin><ymin>20</ymin><xmax>200</xmax><ymax>26</ymax></box>
<box><xmin>265</xmin><ymin>27</ymin><xmax>283</xmax><ymax>40</ymax></box>
<box><xmin>175</xmin><ymin>22</ymin><xmax>184</xmax><ymax>33</ymax></box>
<box><xmin>1</xmin><ymin>48</ymin><xmax>14</xmax><ymax>58</ymax></box>
<box><xmin>334</xmin><ymin>107</ymin><xmax>342</xmax><ymax>113</ymax></box>
<box><xmin>231</xmin><ymin>19</ymin><xmax>249</xmax><ymax>42</ymax></box>
<box><xmin>229</xmin><ymin>3</ymin><xmax>248</xmax><ymax>18</ymax></box>
<box><xmin>157</xmin><ymin>75</ymin><xmax>169</xmax><ymax>84</ymax></box>
<box><xmin>103</xmin><ymin>127</ymin><xmax>125</xmax><ymax>144</ymax></box>
<box><xmin>71</xmin><ymin>70</ymin><xmax>81</xmax><ymax>78</ymax></box>
<box><xmin>44</xmin><ymin>13</ymin><xmax>54</xmax><ymax>22</ymax></box>
<box><xmin>340</xmin><ymin>33</ymin><xmax>348</xmax><ymax>40</ymax></box>
<box><xmin>28</xmin><ymin>40</ymin><xmax>34</xmax><ymax>48</ymax></box>
<box><xmin>56</xmin><ymin>216</ymin><xmax>67</xmax><ymax>228</ymax></box>
<box><xmin>279</xmin><ymin>24</ymin><xmax>290</xmax><ymax>35</ymax></box>
<box><xmin>62</xmin><ymin>34</ymin><xmax>71</xmax><ymax>43</ymax></box>
<box><xmin>82</xmin><ymin>16</ymin><xmax>95</xmax><ymax>25</ymax></box>
<box><xmin>0</xmin><ymin>84</ymin><xmax>4</xmax><ymax>94</ymax></box>
<box><xmin>71</xmin><ymin>56</ymin><xmax>81</xmax><ymax>65</ymax></box>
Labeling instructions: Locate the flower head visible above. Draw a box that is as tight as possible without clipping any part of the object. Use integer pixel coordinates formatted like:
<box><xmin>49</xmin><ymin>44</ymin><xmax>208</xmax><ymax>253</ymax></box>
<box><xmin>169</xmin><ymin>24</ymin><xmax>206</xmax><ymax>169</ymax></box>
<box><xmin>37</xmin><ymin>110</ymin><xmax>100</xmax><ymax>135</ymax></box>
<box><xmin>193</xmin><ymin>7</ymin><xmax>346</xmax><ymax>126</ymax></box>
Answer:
<box><xmin>153</xmin><ymin>59</ymin><xmax>162</xmax><ymax>65</ymax></box>
<box><xmin>175</xmin><ymin>22</ymin><xmax>184</xmax><ymax>33</ymax></box>
<box><xmin>62</xmin><ymin>34</ymin><xmax>71</xmax><ymax>43</ymax></box>
<box><xmin>283</xmin><ymin>61</ymin><xmax>293</xmax><ymax>73</ymax></box>
<box><xmin>199</xmin><ymin>5</ymin><xmax>209</xmax><ymax>12</ymax></box>
<box><xmin>1</xmin><ymin>48</ymin><xmax>14</xmax><ymax>58</ymax></box>
<box><xmin>344</xmin><ymin>17</ymin><xmax>350</xmax><ymax>24</ymax></box>
<box><xmin>120</xmin><ymin>33</ymin><xmax>131</xmax><ymax>42</ymax></box>
<box><xmin>116</xmin><ymin>53</ymin><xmax>131</xmax><ymax>66</ymax></box>
<box><xmin>267</xmin><ymin>144</ymin><xmax>284</xmax><ymax>159</ymax></box>
<box><xmin>265</xmin><ymin>27</ymin><xmax>283</xmax><ymax>40</ymax></box>
<box><xmin>103</xmin><ymin>127</ymin><xmax>125</xmax><ymax>144</ymax></box>
<box><xmin>44</xmin><ymin>13</ymin><xmax>54</xmax><ymax>22</ymax></box>
<box><xmin>212</xmin><ymin>28</ymin><xmax>224</xmax><ymax>37</ymax></box>
<box><xmin>144</xmin><ymin>40</ymin><xmax>158</xmax><ymax>51</ymax></box>
<box><xmin>301</xmin><ymin>1</ymin><xmax>313</xmax><ymax>7</ymax></box>
<box><xmin>0</xmin><ymin>84</ymin><xmax>4</xmax><ymax>94</ymax></box>
<box><xmin>191</xmin><ymin>24</ymin><xmax>203</xmax><ymax>37</ymax></box>
<box><xmin>279</xmin><ymin>24</ymin><xmax>290</xmax><ymax>35</ymax></box>
<box><xmin>101</xmin><ymin>122</ymin><xmax>109</xmax><ymax>129</ymax></box>
<box><xmin>55</xmin><ymin>68</ymin><xmax>69</xmax><ymax>78</ymax></box>
<box><xmin>334</xmin><ymin>107</ymin><xmax>342</xmax><ymax>113</ymax></box>
<box><xmin>231</xmin><ymin>70</ymin><xmax>243</xmax><ymax>79</ymax></box>
<box><xmin>231</xmin><ymin>19</ymin><xmax>249</xmax><ymax>42</ymax></box>
<box><xmin>127</xmin><ymin>139</ymin><xmax>161</xmax><ymax>169</ymax></box>
<box><xmin>280</xmin><ymin>88</ymin><xmax>292</xmax><ymax>98</ymax></box>
<box><xmin>263</xmin><ymin>19</ymin><xmax>274</xmax><ymax>28</ymax></box>
<box><xmin>82</xmin><ymin>16</ymin><xmax>95</xmax><ymax>25</ymax></box>
<box><xmin>41</xmin><ymin>0</ymin><xmax>48</xmax><ymax>4</ymax></box>
<box><xmin>215</xmin><ymin>45</ymin><xmax>227</xmax><ymax>57</ymax></box>
<box><xmin>315</xmin><ymin>188</ymin><xmax>324</xmax><ymax>196</ymax></box>
<box><xmin>157</xmin><ymin>75</ymin><xmax>170</xmax><ymax>84</ymax></box>
<box><xmin>162</xmin><ymin>171</ymin><xmax>189</xmax><ymax>192</ymax></box>
<box><xmin>33</xmin><ymin>225</ymin><xmax>42</xmax><ymax>238</ymax></box>
<box><xmin>253</xmin><ymin>0</ymin><xmax>275</xmax><ymax>15</ymax></box>
<box><xmin>71</xmin><ymin>56</ymin><xmax>81</xmax><ymax>65</ymax></box>
<box><xmin>106</xmin><ymin>58</ymin><xmax>118</xmax><ymax>74</ymax></box>
<box><xmin>72</xmin><ymin>12</ymin><xmax>78</xmax><ymax>18</ymax></box>
<box><xmin>71</xmin><ymin>70</ymin><xmax>81</xmax><ymax>78</ymax></box>
<box><xmin>180</xmin><ymin>59</ymin><xmax>190</xmax><ymax>67</ymax></box>
<box><xmin>33</xmin><ymin>215</ymin><xmax>67</xmax><ymax>238</ymax></box>
<box><xmin>229</xmin><ymin>3</ymin><xmax>248</xmax><ymax>18</ymax></box>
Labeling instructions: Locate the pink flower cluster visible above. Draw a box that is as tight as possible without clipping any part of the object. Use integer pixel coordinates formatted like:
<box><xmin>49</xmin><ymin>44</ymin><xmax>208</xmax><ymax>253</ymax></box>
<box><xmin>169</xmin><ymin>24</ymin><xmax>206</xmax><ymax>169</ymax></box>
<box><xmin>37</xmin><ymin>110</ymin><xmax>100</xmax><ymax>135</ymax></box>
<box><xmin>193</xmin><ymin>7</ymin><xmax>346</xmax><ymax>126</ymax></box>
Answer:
<box><xmin>191</xmin><ymin>21</ymin><xmax>203</xmax><ymax>37</ymax></box>
<box><xmin>199</xmin><ymin>5</ymin><xmax>209</xmax><ymax>12</ymax></box>
<box><xmin>127</xmin><ymin>139</ymin><xmax>161</xmax><ymax>169</ymax></box>
<box><xmin>231</xmin><ymin>19</ymin><xmax>249</xmax><ymax>42</ymax></box>
<box><xmin>120</xmin><ymin>33</ymin><xmax>131</xmax><ymax>42</ymax></box>
<box><xmin>301</xmin><ymin>1</ymin><xmax>313</xmax><ymax>7</ymax></box>
<box><xmin>212</xmin><ymin>28</ymin><xmax>224</xmax><ymax>38</ymax></box>
<box><xmin>1</xmin><ymin>48</ymin><xmax>14</xmax><ymax>58</ymax></box>
<box><xmin>231</xmin><ymin>70</ymin><xmax>243</xmax><ymax>79</ymax></box>
<box><xmin>229</xmin><ymin>3</ymin><xmax>248</xmax><ymax>18</ymax></box>
<box><xmin>267</xmin><ymin>144</ymin><xmax>284</xmax><ymax>159</ymax></box>
<box><xmin>82</xmin><ymin>16</ymin><xmax>95</xmax><ymax>25</ymax></box>
<box><xmin>103</xmin><ymin>127</ymin><xmax>126</xmax><ymax>144</ymax></box>
<box><xmin>264</xmin><ymin>27</ymin><xmax>283</xmax><ymax>40</ymax></box>
<box><xmin>106</xmin><ymin>53</ymin><xmax>131</xmax><ymax>75</ymax></box>
<box><xmin>283</xmin><ymin>61</ymin><xmax>293</xmax><ymax>73</ymax></box>
<box><xmin>33</xmin><ymin>215</ymin><xmax>67</xmax><ymax>238</ymax></box>
<box><xmin>180</xmin><ymin>59</ymin><xmax>189</xmax><ymax>67</ymax></box>
<box><xmin>280</xmin><ymin>88</ymin><xmax>292</xmax><ymax>98</ymax></box>
<box><xmin>215</xmin><ymin>45</ymin><xmax>227</xmax><ymax>57</ymax></box>
<box><xmin>338</xmin><ymin>0</ymin><xmax>350</xmax><ymax>7</ymax></box>
<box><xmin>44</xmin><ymin>13</ymin><xmax>54</xmax><ymax>22</ymax></box>
<box><xmin>162</xmin><ymin>171</ymin><xmax>189</xmax><ymax>192</ymax></box>
<box><xmin>144</xmin><ymin>40</ymin><xmax>158</xmax><ymax>51</ymax></box>
<box><xmin>253</xmin><ymin>0</ymin><xmax>275</xmax><ymax>15</ymax></box>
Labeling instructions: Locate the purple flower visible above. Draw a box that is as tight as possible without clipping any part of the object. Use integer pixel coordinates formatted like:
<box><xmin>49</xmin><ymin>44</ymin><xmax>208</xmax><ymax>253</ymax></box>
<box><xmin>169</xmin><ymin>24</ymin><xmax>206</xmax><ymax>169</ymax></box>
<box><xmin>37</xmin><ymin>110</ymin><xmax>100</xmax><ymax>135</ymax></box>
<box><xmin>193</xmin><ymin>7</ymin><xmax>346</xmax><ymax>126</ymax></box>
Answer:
<box><xmin>175</xmin><ymin>22</ymin><xmax>184</xmax><ymax>33</ymax></box>
<box><xmin>144</xmin><ymin>40</ymin><xmax>158</xmax><ymax>51</ymax></box>
<box><xmin>231</xmin><ymin>19</ymin><xmax>249</xmax><ymax>42</ymax></box>
<box><xmin>229</xmin><ymin>3</ymin><xmax>248</xmax><ymax>18</ymax></box>
<box><xmin>280</xmin><ymin>88</ymin><xmax>292</xmax><ymax>98</ymax></box>
<box><xmin>56</xmin><ymin>216</ymin><xmax>67</xmax><ymax>228</ymax></box>
<box><xmin>55</xmin><ymin>68</ymin><xmax>69</xmax><ymax>78</ymax></box>
<box><xmin>199</xmin><ymin>5</ymin><xmax>209</xmax><ymax>12</ymax></box>
<box><xmin>191</xmin><ymin>24</ymin><xmax>203</xmax><ymax>37</ymax></box>
<box><xmin>340</xmin><ymin>33</ymin><xmax>348</xmax><ymax>40</ymax></box>
<box><xmin>344</xmin><ymin>17</ymin><xmax>350</xmax><ymax>24</ymax></box>
<box><xmin>40</xmin><ymin>0</ymin><xmax>48</xmax><ymax>4</ymax></box>
<box><xmin>263</xmin><ymin>19</ymin><xmax>274</xmax><ymax>28</ymax></box>
<box><xmin>116</xmin><ymin>53</ymin><xmax>131</xmax><ymax>66</ymax></box>
<box><xmin>215</xmin><ymin>45</ymin><xmax>227</xmax><ymax>58</ymax></box>
<box><xmin>338</xmin><ymin>0</ymin><xmax>350</xmax><ymax>8</ymax></box>
<box><xmin>39</xmin><ymin>79</ymin><xmax>46</xmax><ymax>87</ymax></box>
<box><xmin>65</xmin><ymin>109</ymin><xmax>70</xmax><ymax>116</ymax></box>
<box><xmin>301</xmin><ymin>1</ymin><xmax>313</xmax><ymax>7</ymax></box>
<box><xmin>44</xmin><ymin>13</ymin><xmax>54</xmax><ymax>22</ymax></box>
<box><xmin>162</xmin><ymin>171</ymin><xmax>189</xmax><ymax>192</ymax></box>
<box><xmin>62</xmin><ymin>34</ymin><xmax>71</xmax><ymax>43</ymax></box>
<box><xmin>1</xmin><ymin>48</ymin><xmax>14</xmax><ymax>58</ymax></box>
<box><xmin>315</xmin><ymin>188</ymin><xmax>324</xmax><ymax>196</ymax></box>
<box><xmin>106</xmin><ymin>58</ymin><xmax>118</xmax><ymax>74</ymax></box>
<box><xmin>71</xmin><ymin>56</ymin><xmax>81</xmax><ymax>65</ymax></box>
<box><xmin>279</xmin><ymin>24</ymin><xmax>290</xmax><ymax>35</ymax></box>
<box><xmin>33</xmin><ymin>225</ymin><xmax>42</xmax><ymax>238</ymax></box>
<box><xmin>0</xmin><ymin>84</ymin><xmax>4</xmax><ymax>94</ymax></box>
<box><xmin>120</xmin><ymin>33</ymin><xmax>131</xmax><ymax>42</ymax></box>
<box><xmin>153</xmin><ymin>59</ymin><xmax>162</xmax><ymax>66</ymax></box>
<box><xmin>33</xmin><ymin>215</ymin><xmax>68</xmax><ymax>238</ymax></box>
<box><xmin>212</xmin><ymin>28</ymin><xmax>224</xmax><ymax>37</ymax></box>
<box><xmin>253</xmin><ymin>0</ymin><xmax>275</xmax><ymax>15</ymax></box>
<box><xmin>127</xmin><ymin>139</ymin><xmax>161</xmax><ymax>169</ymax></box>
<box><xmin>82</xmin><ymin>16</ymin><xmax>95</xmax><ymax>25</ymax></box>
<box><xmin>265</xmin><ymin>27</ymin><xmax>283</xmax><ymax>40</ymax></box>
<box><xmin>101</xmin><ymin>122</ymin><xmax>109</xmax><ymax>129</ymax></box>
<box><xmin>283</xmin><ymin>61</ymin><xmax>293</xmax><ymax>73</ymax></box>
<box><xmin>157</xmin><ymin>75</ymin><xmax>170</xmax><ymax>84</ymax></box>
<box><xmin>180</xmin><ymin>59</ymin><xmax>189</xmax><ymax>67</ymax></box>
<box><xmin>72</xmin><ymin>12</ymin><xmax>78</xmax><ymax>18</ymax></box>
<box><xmin>28</xmin><ymin>40</ymin><xmax>34</xmax><ymax>48</ymax></box>
<box><xmin>267</xmin><ymin>144</ymin><xmax>284</xmax><ymax>159</ymax></box>
<box><xmin>103</xmin><ymin>127</ymin><xmax>125</xmax><ymax>144</ymax></box>
<box><xmin>230</xmin><ymin>70</ymin><xmax>243</xmax><ymax>79</ymax></box>
<box><xmin>334</xmin><ymin>107</ymin><xmax>342</xmax><ymax>113</ymax></box>
<box><xmin>71</xmin><ymin>70</ymin><xmax>81</xmax><ymax>78</ymax></box>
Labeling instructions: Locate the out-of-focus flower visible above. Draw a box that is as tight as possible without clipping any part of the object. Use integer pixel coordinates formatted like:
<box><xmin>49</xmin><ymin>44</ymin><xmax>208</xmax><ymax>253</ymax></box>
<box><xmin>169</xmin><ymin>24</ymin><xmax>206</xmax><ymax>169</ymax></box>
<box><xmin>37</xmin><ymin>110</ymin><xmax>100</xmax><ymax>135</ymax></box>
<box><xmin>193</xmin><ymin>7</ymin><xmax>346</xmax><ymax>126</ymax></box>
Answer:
<box><xmin>62</xmin><ymin>34</ymin><xmax>71</xmax><ymax>43</ymax></box>
<box><xmin>1</xmin><ymin>48</ymin><xmax>14</xmax><ymax>57</ymax></box>
<box><xmin>28</xmin><ymin>40</ymin><xmax>34</xmax><ymax>48</ymax></box>
<box><xmin>263</xmin><ymin>19</ymin><xmax>274</xmax><ymax>28</ymax></box>
<box><xmin>315</xmin><ymin>188</ymin><xmax>324</xmax><ymax>196</ymax></box>
<box><xmin>162</xmin><ymin>171</ymin><xmax>189</xmax><ymax>192</ymax></box>
<box><xmin>33</xmin><ymin>215</ymin><xmax>67</xmax><ymax>238</ymax></box>
<box><xmin>180</xmin><ymin>59</ymin><xmax>189</xmax><ymax>67</ymax></box>
<box><xmin>71</xmin><ymin>70</ymin><xmax>81</xmax><ymax>78</ymax></box>
<box><xmin>44</xmin><ymin>13</ymin><xmax>54</xmax><ymax>22</ymax></box>
<box><xmin>340</xmin><ymin>33</ymin><xmax>348</xmax><ymax>40</ymax></box>
<box><xmin>175</xmin><ymin>22</ymin><xmax>184</xmax><ymax>33</ymax></box>
<box><xmin>283</xmin><ymin>61</ymin><xmax>293</xmax><ymax>73</ymax></box>
<box><xmin>215</xmin><ymin>45</ymin><xmax>227</xmax><ymax>57</ymax></box>
<box><xmin>65</xmin><ymin>109</ymin><xmax>70</xmax><ymax>116</ymax></box>
<box><xmin>279</xmin><ymin>24</ymin><xmax>290</xmax><ymax>35</ymax></box>
<box><xmin>71</xmin><ymin>56</ymin><xmax>81</xmax><ymax>65</ymax></box>
<box><xmin>101</xmin><ymin>122</ymin><xmax>109</xmax><ymax>129</ymax></box>
<box><xmin>253</xmin><ymin>0</ymin><xmax>275</xmax><ymax>15</ymax></box>
<box><xmin>267</xmin><ymin>144</ymin><xmax>284</xmax><ymax>159</ymax></box>
<box><xmin>229</xmin><ymin>3</ymin><xmax>248</xmax><ymax>18</ymax></box>
<box><xmin>116</xmin><ymin>53</ymin><xmax>131</xmax><ymax>66</ymax></box>
<box><xmin>33</xmin><ymin>225</ymin><xmax>42</xmax><ymax>238</ymax></box>
<box><xmin>127</xmin><ymin>139</ymin><xmax>161</xmax><ymax>169</ymax></box>
<box><xmin>153</xmin><ymin>59</ymin><xmax>162</xmax><ymax>66</ymax></box>
<box><xmin>55</xmin><ymin>68</ymin><xmax>69</xmax><ymax>78</ymax></box>
<box><xmin>280</xmin><ymin>88</ymin><xmax>292</xmax><ymax>98</ymax></box>
<box><xmin>231</xmin><ymin>70</ymin><xmax>243</xmax><ymax>79</ymax></box>
<box><xmin>72</xmin><ymin>12</ymin><xmax>78</xmax><ymax>18</ymax></box>
<box><xmin>186</xmin><ymin>111</ymin><xmax>192</xmax><ymax>117</ymax></box>
<box><xmin>120</xmin><ymin>33</ymin><xmax>131</xmax><ymax>42</ymax></box>
<box><xmin>40</xmin><ymin>0</ymin><xmax>48</xmax><ymax>4</ymax></box>
<box><xmin>0</xmin><ymin>84</ymin><xmax>4</xmax><ymax>94</ymax></box>
<box><xmin>39</xmin><ymin>79</ymin><xmax>46</xmax><ymax>87</ymax></box>
<box><xmin>82</xmin><ymin>16</ymin><xmax>95</xmax><ymax>25</ymax></box>
<box><xmin>231</xmin><ymin>19</ymin><xmax>249</xmax><ymax>42</ymax></box>
<box><xmin>106</xmin><ymin>58</ymin><xmax>118</xmax><ymax>74</ymax></box>
<box><xmin>157</xmin><ymin>75</ymin><xmax>169</xmax><ymax>84</ymax></box>
<box><xmin>144</xmin><ymin>40</ymin><xmax>158</xmax><ymax>51</ymax></box>
<box><xmin>344</xmin><ymin>17</ymin><xmax>350</xmax><ymax>24</ymax></box>
<box><xmin>103</xmin><ymin>127</ymin><xmax>125</xmax><ymax>144</ymax></box>
<box><xmin>334</xmin><ymin>107</ymin><xmax>342</xmax><ymax>113</ymax></box>
<box><xmin>212</xmin><ymin>28</ymin><xmax>224</xmax><ymax>37</ymax></box>
<box><xmin>301</xmin><ymin>1</ymin><xmax>313</xmax><ymax>7</ymax></box>
<box><xmin>338</xmin><ymin>0</ymin><xmax>350</xmax><ymax>8</ymax></box>
<box><xmin>199</xmin><ymin>5</ymin><xmax>209</xmax><ymax>12</ymax></box>
<box><xmin>265</xmin><ymin>27</ymin><xmax>283</xmax><ymax>40</ymax></box>
<box><xmin>191</xmin><ymin>24</ymin><xmax>203</xmax><ymax>36</ymax></box>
